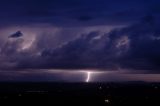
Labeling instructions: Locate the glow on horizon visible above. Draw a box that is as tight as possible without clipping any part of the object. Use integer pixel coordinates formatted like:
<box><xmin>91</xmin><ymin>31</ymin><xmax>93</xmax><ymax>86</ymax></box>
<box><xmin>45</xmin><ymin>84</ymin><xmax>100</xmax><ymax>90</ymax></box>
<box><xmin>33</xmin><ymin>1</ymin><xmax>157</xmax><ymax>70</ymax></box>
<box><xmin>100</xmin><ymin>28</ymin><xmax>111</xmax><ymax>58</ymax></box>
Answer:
<box><xmin>1</xmin><ymin>69</ymin><xmax>160</xmax><ymax>82</ymax></box>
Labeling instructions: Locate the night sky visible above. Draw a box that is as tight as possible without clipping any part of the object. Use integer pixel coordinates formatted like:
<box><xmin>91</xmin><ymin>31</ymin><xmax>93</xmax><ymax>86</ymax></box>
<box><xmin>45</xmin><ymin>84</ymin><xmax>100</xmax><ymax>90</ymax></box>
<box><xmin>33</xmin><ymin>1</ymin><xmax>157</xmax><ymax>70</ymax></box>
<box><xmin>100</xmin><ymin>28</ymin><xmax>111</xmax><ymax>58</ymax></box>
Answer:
<box><xmin>0</xmin><ymin>0</ymin><xmax>160</xmax><ymax>82</ymax></box>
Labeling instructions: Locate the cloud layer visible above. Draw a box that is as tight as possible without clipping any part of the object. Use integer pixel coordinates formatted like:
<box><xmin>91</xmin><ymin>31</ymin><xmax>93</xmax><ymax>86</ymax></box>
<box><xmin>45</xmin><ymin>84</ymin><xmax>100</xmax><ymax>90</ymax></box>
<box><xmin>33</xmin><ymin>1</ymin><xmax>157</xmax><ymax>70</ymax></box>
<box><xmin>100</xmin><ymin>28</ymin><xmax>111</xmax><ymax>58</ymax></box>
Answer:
<box><xmin>38</xmin><ymin>16</ymin><xmax>160</xmax><ymax>72</ymax></box>
<box><xmin>0</xmin><ymin>0</ymin><xmax>160</xmax><ymax>27</ymax></box>
<box><xmin>0</xmin><ymin>15</ymin><xmax>160</xmax><ymax>74</ymax></box>
<box><xmin>0</xmin><ymin>0</ymin><xmax>160</xmax><ymax>74</ymax></box>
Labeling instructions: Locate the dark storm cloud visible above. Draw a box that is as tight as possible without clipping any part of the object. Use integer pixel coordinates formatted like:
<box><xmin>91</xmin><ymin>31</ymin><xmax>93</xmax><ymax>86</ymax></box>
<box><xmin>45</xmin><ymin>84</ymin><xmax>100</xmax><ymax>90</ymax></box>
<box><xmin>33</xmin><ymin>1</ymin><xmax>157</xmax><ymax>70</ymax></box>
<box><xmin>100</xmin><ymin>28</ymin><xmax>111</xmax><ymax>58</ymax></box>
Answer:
<box><xmin>2</xmin><ymin>15</ymin><xmax>159</xmax><ymax>73</ymax></box>
<box><xmin>9</xmin><ymin>31</ymin><xmax>23</xmax><ymax>38</ymax></box>
<box><xmin>1</xmin><ymin>0</ymin><xmax>160</xmax><ymax>74</ymax></box>
<box><xmin>77</xmin><ymin>16</ymin><xmax>94</xmax><ymax>21</ymax></box>
<box><xmin>10</xmin><ymin>16</ymin><xmax>160</xmax><ymax>73</ymax></box>
<box><xmin>0</xmin><ymin>0</ymin><xmax>160</xmax><ymax>26</ymax></box>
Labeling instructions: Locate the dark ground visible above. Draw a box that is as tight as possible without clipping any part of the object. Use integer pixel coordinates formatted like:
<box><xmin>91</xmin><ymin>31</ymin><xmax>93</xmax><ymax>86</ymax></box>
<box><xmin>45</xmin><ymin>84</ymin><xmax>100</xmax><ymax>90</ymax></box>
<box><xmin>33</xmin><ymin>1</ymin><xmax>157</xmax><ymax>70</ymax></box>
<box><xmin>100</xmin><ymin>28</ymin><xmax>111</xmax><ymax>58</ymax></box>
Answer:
<box><xmin>0</xmin><ymin>82</ymin><xmax>160</xmax><ymax>105</ymax></box>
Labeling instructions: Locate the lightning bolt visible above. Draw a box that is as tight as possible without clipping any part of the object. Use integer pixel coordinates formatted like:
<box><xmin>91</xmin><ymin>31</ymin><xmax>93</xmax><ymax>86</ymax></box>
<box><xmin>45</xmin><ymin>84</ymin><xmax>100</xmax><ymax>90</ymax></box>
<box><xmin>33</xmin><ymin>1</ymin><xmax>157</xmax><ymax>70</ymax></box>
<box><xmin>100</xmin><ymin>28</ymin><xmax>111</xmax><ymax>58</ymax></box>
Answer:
<box><xmin>86</xmin><ymin>72</ymin><xmax>91</xmax><ymax>83</ymax></box>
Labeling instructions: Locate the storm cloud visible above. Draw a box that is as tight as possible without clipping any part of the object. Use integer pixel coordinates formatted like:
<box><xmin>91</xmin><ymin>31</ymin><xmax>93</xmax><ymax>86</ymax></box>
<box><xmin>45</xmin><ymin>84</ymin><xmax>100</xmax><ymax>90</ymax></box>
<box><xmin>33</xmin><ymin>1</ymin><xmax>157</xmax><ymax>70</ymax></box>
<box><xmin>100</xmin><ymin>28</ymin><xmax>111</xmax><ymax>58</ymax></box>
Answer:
<box><xmin>0</xmin><ymin>0</ymin><xmax>160</xmax><ymax>27</ymax></box>
<box><xmin>35</xmin><ymin>15</ymin><xmax>160</xmax><ymax>72</ymax></box>
<box><xmin>0</xmin><ymin>0</ymin><xmax>160</xmax><ymax>74</ymax></box>
<box><xmin>0</xmin><ymin>15</ymin><xmax>160</xmax><ymax>74</ymax></box>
